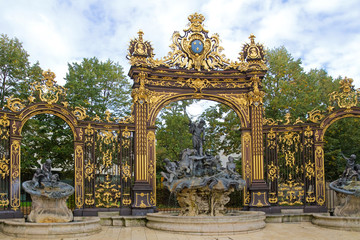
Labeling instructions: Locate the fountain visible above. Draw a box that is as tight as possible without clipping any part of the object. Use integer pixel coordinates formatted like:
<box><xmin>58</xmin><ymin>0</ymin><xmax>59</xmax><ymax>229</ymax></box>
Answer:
<box><xmin>312</xmin><ymin>153</ymin><xmax>360</xmax><ymax>231</ymax></box>
<box><xmin>146</xmin><ymin>119</ymin><xmax>266</xmax><ymax>235</ymax></box>
<box><xmin>1</xmin><ymin>159</ymin><xmax>101</xmax><ymax>238</ymax></box>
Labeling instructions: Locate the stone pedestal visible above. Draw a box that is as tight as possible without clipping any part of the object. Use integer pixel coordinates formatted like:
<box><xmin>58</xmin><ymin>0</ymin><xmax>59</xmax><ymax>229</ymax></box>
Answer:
<box><xmin>28</xmin><ymin>195</ymin><xmax>73</xmax><ymax>223</ymax></box>
<box><xmin>334</xmin><ymin>192</ymin><xmax>360</xmax><ymax>217</ymax></box>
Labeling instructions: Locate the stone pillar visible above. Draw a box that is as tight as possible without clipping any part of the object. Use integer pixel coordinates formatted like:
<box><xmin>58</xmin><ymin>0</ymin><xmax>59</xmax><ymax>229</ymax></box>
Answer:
<box><xmin>74</xmin><ymin>142</ymin><xmax>84</xmax><ymax>210</ymax></box>
<box><xmin>241</xmin><ymin>130</ymin><xmax>252</xmax><ymax>206</ymax></box>
<box><xmin>9</xmin><ymin>119</ymin><xmax>22</xmax><ymax>217</ymax></box>
<box><xmin>314</xmin><ymin>143</ymin><xmax>326</xmax><ymax>208</ymax></box>
<box><xmin>247</xmin><ymin>76</ymin><xmax>270</xmax><ymax>209</ymax></box>
<box><xmin>131</xmin><ymin>72</ymin><xmax>155</xmax><ymax>215</ymax></box>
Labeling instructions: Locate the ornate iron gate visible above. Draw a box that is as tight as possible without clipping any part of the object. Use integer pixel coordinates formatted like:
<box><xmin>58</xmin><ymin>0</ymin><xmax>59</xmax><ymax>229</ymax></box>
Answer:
<box><xmin>0</xmin><ymin>13</ymin><xmax>359</xmax><ymax>217</ymax></box>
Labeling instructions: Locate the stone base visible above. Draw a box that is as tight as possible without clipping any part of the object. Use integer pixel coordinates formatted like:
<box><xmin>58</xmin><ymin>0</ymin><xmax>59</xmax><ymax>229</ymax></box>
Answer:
<box><xmin>312</xmin><ymin>214</ymin><xmax>360</xmax><ymax>232</ymax></box>
<box><xmin>334</xmin><ymin>193</ymin><xmax>360</xmax><ymax>217</ymax></box>
<box><xmin>1</xmin><ymin>217</ymin><xmax>101</xmax><ymax>239</ymax></box>
<box><xmin>28</xmin><ymin>195</ymin><xmax>73</xmax><ymax>223</ymax></box>
<box><xmin>146</xmin><ymin>211</ymin><xmax>265</xmax><ymax>235</ymax></box>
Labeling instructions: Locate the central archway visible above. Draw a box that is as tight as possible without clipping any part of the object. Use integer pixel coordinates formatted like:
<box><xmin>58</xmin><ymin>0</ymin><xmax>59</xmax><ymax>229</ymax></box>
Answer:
<box><xmin>127</xmin><ymin>12</ymin><xmax>270</xmax><ymax>213</ymax></box>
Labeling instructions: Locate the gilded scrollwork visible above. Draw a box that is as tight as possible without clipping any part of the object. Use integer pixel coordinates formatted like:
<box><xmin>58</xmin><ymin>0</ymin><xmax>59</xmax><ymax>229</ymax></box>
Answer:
<box><xmin>0</xmin><ymin>193</ymin><xmax>9</xmax><ymax>207</ymax></box>
<box><xmin>329</xmin><ymin>77</ymin><xmax>359</xmax><ymax>110</ymax></box>
<box><xmin>0</xmin><ymin>114</ymin><xmax>10</xmax><ymax>139</ymax></box>
<box><xmin>0</xmin><ymin>155</ymin><xmax>10</xmax><ymax>179</ymax></box>
<box><xmin>95</xmin><ymin>175</ymin><xmax>121</xmax><ymax>208</ymax></box>
<box><xmin>122</xmin><ymin>162</ymin><xmax>131</xmax><ymax>182</ymax></box>
<box><xmin>267</xmin><ymin>161</ymin><xmax>278</xmax><ymax>181</ymax></box>
<box><xmin>127</xmin><ymin>13</ymin><xmax>267</xmax><ymax>72</ymax></box>
<box><xmin>248</xmin><ymin>75</ymin><xmax>265</xmax><ymax>105</ymax></box>
<box><xmin>30</xmin><ymin>70</ymin><xmax>66</xmax><ymax>105</ymax></box>
<box><xmin>5</xmin><ymin>96</ymin><xmax>25</xmax><ymax>112</ymax></box>
<box><xmin>307</xmin><ymin>108</ymin><xmax>325</xmax><ymax>123</ymax></box>
<box><xmin>73</xmin><ymin>106</ymin><xmax>88</xmax><ymax>121</ymax></box>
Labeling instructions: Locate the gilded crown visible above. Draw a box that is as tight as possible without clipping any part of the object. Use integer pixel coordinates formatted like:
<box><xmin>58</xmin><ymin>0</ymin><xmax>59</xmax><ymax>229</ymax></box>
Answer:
<box><xmin>188</xmin><ymin>13</ymin><xmax>205</xmax><ymax>24</ymax></box>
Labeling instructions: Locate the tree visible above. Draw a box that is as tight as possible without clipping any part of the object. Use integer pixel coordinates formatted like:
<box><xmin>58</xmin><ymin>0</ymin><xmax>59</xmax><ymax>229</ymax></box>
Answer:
<box><xmin>0</xmin><ymin>34</ymin><xmax>42</xmax><ymax>108</ymax></box>
<box><xmin>156</xmin><ymin>100</ymin><xmax>194</xmax><ymax>165</ymax></box>
<box><xmin>21</xmin><ymin>114</ymin><xmax>73</xmax><ymax>175</ymax></box>
<box><xmin>323</xmin><ymin>118</ymin><xmax>360</xmax><ymax>181</ymax></box>
<box><xmin>263</xmin><ymin>46</ymin><xmax>340</xmax><ymax>120</ymax></box>
<box><xmin>64</xmin><ymin>57</ymin><xmax>131</xmax><ymax>118</ymax></box>
<box><xmin>200</xmin><ymin>104</ymin><xmax>242</xmax><ymax>156</ymax></box>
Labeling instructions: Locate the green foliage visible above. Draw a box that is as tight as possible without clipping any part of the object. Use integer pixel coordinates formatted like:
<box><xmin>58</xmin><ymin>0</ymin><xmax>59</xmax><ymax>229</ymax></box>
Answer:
<box><xmin>156</xmin><ymin>101</ymin><xmax>193</xmax><ymax>167</ymax></box>
<box><xmin>324</xmin><ymin>118</ymin><xmax>360</xmax><ymax>181</ymax></box>
<box><xmin>263</xmin><ymin>46</ymin><xmax>340</xmax><ymax>120</ymax></box>
<box><xmin>21</xmin><ymin>114</ymin><xmax>73</xmax><ymax>172</ymax></box>
<box><xmin>200</xmin><ymin>104</ymin><xmax>242</xmax><ymax>156</ymax></box>
<box><xmin>64</xmin><ymin>57</ymin><xmax>131</xmax><ymax>118</ymax></box>
<box><xmin>0</xmin><ymin>34</ymin><xmax>42</xmax><ymax>108</ymax></box>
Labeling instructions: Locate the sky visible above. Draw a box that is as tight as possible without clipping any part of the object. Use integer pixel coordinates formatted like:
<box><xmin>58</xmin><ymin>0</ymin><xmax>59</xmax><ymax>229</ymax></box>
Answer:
<box><xmin>1</xmin><ymin>0</ymin><xmax>360</xmax><ymax>92</ymax></box>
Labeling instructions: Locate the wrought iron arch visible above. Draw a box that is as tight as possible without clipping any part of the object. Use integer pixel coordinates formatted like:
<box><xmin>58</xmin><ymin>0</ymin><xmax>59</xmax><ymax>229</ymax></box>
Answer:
<box><xmin>318</xmin><ymin>107</ymin><xmax>360</xmax><ymax>141</ymax></box>
<box><xmin>18</xmin><ymin>103</ymin><xmax>78</xmax><ymax>140</ymax></box>
<box><xmin>148</xmin><ymin>93</ymin><xmax>249</xmax><ymax>127</ymax></box>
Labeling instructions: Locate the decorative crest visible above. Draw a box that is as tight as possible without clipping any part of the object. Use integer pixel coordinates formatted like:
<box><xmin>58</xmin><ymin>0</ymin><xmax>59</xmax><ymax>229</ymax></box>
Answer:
<box><xmin>248</xmin><ymin>75</ymin><xmax>265</xmax><ymax>105</ymax></box>
<box><xmin>30</xmin><ymin>70</ymin><xmax>67</xmax><ymax>105</ymax></box>
<box><xmin>329</xmin><ymin>77</ymin><xmax>359</xmax><ymax>110</ymax></box>
<box><xmin>127</xmin><ymin>30</ymin><xmax>154</xmax><ymax>67</ymax></box>
<box><xmin>127</xmin><ymin>13</ymin><xmax>267</xmax><ymax>72</ymax></box>
<box><xmin>240</xmin><ymin>34</ymin><xmax>267</xmax><ymax>70</ymax></box>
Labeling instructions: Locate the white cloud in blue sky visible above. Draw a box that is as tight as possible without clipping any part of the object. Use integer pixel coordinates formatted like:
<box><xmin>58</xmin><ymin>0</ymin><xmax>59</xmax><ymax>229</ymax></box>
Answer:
<box><xmin>1</xmin><ymin>0</ymin><xmax>359</xmax><ymax>87</ymax></box>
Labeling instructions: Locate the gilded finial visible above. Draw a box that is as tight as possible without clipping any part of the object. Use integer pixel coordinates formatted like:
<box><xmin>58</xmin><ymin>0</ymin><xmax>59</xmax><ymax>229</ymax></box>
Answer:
<box><xmin>42</xmin><ymin>70</ymin><xmax>56</xmax><ymax>87</ymax></box>
<box><xmin>138</xmin><ymin>30</ymin><xmax>144</xmax><ymax>42</ymax></box>
<box><xmin>249</xmin><ymin>34</ymin><xmax>256</xmax><ymax>44</ymax></box>
<box><xmin>340</xmin><ymin>77</ymin><xmax>354</xmax><ymax>93</ymax></box>
<box><xmin>188</xmin><ymin>12</ymin><xmax>205</xmax><ymax>24</ymax></box>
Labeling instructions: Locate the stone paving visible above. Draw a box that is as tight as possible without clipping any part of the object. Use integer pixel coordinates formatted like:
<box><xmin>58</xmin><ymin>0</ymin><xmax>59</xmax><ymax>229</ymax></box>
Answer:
<box><xmin>1</xmin><ymin>222</ymin><xmax>360</xmax><ymax>240</ymax></box>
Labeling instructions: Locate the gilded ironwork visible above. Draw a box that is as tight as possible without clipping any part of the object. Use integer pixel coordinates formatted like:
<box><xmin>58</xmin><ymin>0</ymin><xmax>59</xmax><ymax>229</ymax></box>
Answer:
<box><xmin>5</xmin><ymin>96</ymin><xmax>25</xmax><ymax>112</ymax></box>
<box><xmin>269</xmin><ymin>192</ymin><xmax>278</xmax><ymax>204</ymax></box>
<box><xmin>0</xmin><ymin>193</ymin><xmax>9</xmax><ymax>207</ymax></box>
<box><xmin>128</xmin><ymin>13</ymin><xmax>267</xmax><ymax>72</ymax></box>
<box><xmin>73</xmin><ymin>106</ymin><xmax>88</xmax><ymax>120</ymax></box>
<box><xmin>329</xmin><ymin>77</ymin><xmax>359</xmax><ymax>110</ymax></box>
<box><xmin>122</xmin><ymin>162</ymin><xmax>131</xmax><ymax>182</ymax></box>
<box><xmin>0</xmin><ymin>155</ymin><xmax>9</xmax><ymax>179</ymax></box>
<box><xmin>84</xmin><ymin>161</ymin><xmax>95</xmax><ymax>181</ymax></box>
<box><xmin>10</xmin><ymin>140</ymin><xmax>20</xmax><ymax>211</ymax></box>
<box><xmin>315</xmin><ymin>146</ymin><xmax>326</xmax><ymax>206</ymax></box>
<box><xmin>30</xmin><ymin>70</ymin><xmax>66</xmax><ymax>105</ymax></box>
<box><xmin>267</xmin><ymin>162</ymin><xmax>278</xmax><ymax>181</ymax></box>
<box><xmin>122</xmin><ymin>127</ymin><xmax>131</xmax><ymax>149</ymax></box>
<box><xmin>278</xmin><ymin>174</ymin><xmax>304</xmax><ymax>206</ymax></box>
<box><xmin>122</xmin><ymin>194</ymin><xmax>132</xmax><ymax>206</ymax></box>
<box><xmin>307</xmin><ymin>109</ymin><xmax>325</xmax><ymax>123</ymax></box>
<box><xmin>75</xmin><ymin>145</ymin><xmax>84</xmax><ymax>209</ymax></box>
<box><xmin>267</xmin><ymin>129</ymin><xmax>276</xmax><ymax>150</ymax></box>
<box><xmin>85</xmin><ymin>193</ymin><xmax>95</xmax><ymax>206</ymax></box>
<box><xmin>95</xmin><ymin>175</ymin><xmax>121</xmax><ymax>208</ymax></box>
<box><xmin>0</xmin><ymin>114</ymin><xmax>10</xmax><ymax>140</ymax></box>
<box><xmin>248</xmin><ymin>75</ymin><xmax>265</xmax><ymax>105</ymax></box>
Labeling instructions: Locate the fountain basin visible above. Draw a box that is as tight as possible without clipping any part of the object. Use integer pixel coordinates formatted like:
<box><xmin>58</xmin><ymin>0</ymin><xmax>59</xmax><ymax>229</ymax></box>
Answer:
<box><xmin>146</xmin><ymin>211</ymin><xmax>265</xmax><ymax>235</ymax></box>
<box><xmin>312</xmin><ymin>214</ymin><xmax>360</xmax><ymax>232</ymax></box>
<box><xmin>1</xmin><ymin>217</ymin><xmax>101</xmax><ymax>239</ymax></box>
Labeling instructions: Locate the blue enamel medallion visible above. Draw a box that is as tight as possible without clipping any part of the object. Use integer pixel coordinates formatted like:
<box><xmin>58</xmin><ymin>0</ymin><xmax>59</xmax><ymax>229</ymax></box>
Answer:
<box><xmin>191</xmin><ymin>40</ymin><xmax>203</xmax><ymax>54</ymax></box>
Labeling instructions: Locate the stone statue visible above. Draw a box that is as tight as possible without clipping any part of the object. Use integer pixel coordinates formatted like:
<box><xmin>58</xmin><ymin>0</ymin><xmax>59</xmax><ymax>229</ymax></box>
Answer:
<box><xmin>160</xmin><ymin>158</ymin><xmax>178</xmax><ymax>183</ymax></box>
<box><xmin>189</xmin><ymin>119</ymin><xmax>206</xmax><ymax>156</ymax></box>
<box><xmin>226</xmin><ymin>156</ymin><xmax>241</xmax><ymax>180</ymax></box>
<box><xmin>329</xmin><ymin>152</ymin><xmax>360</xmax><ymax>217</ymax></box>
<box><xmin>340</xmin><ymin>153</ymin><xmax>360</xmax><ymax>182</ymax></box>
<box><xmin>32</xmin><ymin>168</ymin><xmax>44</xmax><ymax>189</ymax></box>
<box><xmin>42</xmin><ymin>159</ymin><xmax>53</xmax><ymax>183</ymax></box>
<box><xmin>22</xmin><ymin>159</ymin><xmax>74</xmax><ymax>223</ymax></box>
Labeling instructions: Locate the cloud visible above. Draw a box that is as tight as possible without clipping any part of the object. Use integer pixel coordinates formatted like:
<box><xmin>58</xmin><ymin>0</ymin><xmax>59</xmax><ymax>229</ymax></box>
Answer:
<box><xmin>0</xmin><ymin>0</ymin><xmax>359</xmax><ymax>87</ymax></box>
